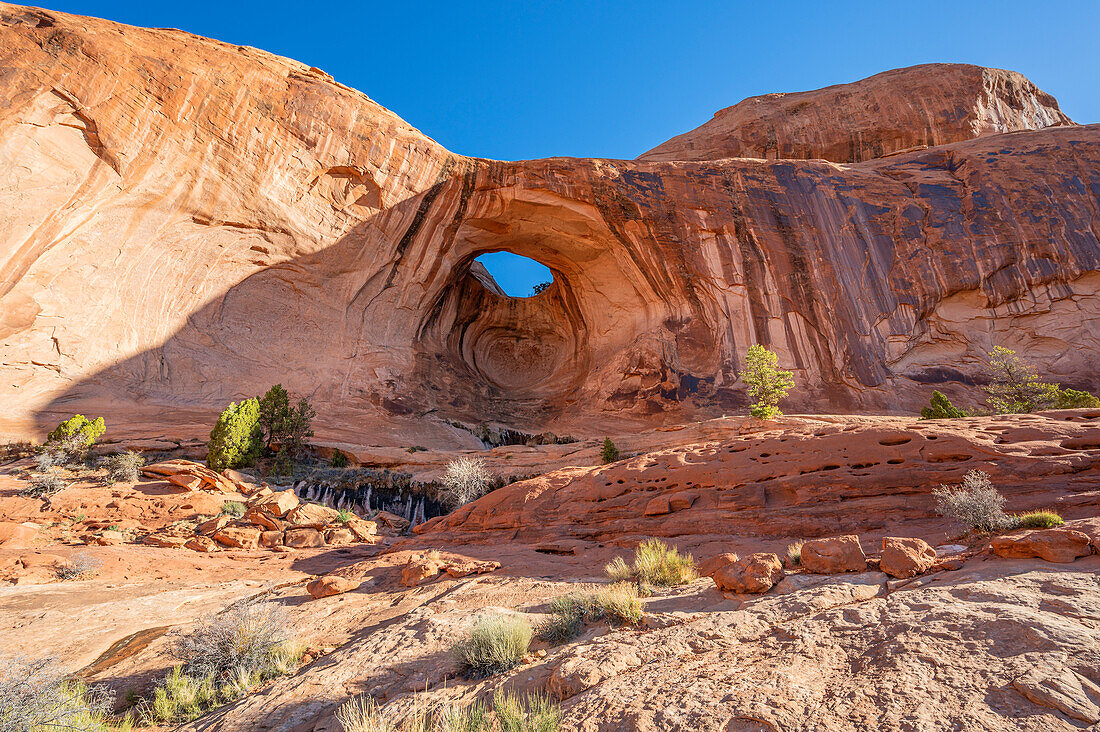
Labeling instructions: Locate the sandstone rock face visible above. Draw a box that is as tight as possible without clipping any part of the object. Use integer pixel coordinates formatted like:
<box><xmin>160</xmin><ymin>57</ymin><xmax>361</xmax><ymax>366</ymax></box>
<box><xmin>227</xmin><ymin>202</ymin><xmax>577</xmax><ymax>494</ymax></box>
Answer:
<box><xmin>991</xmin><ymin>529</ymin><xmax>1092</xmax><ymax>563</ymax></box>
<box><xmin>426</xmin><ymin>413</ymin><xmax>1100</xmax><ymax>547</ymax></box>
<box><xmin>880</xmin><ymin>536</ymin><xmax>937</xmax><ymax>578</ymax></box>
<box><xmin>0</xmin><ymin>6</ymin><xmax>1098</xmax><ymax>438</ymax></box>
<box><xmin>639</xmin><ymin>64</ymin><xmax>1072</xmax><ymax>163</ymax></box>
<box><xmin>712</xmin><ymin>552</ymin><xmax>783</xmax><ymax>593</ymax></box>
<box><xmin>801</xmin><ymin>535</ymin><xmax>867</xmax><ymax>574</ymax></box>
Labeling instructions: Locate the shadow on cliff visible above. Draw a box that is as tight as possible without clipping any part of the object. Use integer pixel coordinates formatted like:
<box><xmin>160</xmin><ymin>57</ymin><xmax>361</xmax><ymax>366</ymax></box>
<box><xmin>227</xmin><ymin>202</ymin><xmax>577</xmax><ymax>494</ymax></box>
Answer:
<box><xmin>30</xmin><ymin>177</ymin><xmax>579</xmax><ymax>442</ymax></box>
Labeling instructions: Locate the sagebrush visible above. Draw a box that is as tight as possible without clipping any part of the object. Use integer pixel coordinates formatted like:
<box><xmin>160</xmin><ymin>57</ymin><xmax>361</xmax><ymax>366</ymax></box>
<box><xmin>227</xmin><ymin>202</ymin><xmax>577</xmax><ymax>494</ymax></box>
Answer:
<box><xmin>0</xmin><ymin>656</ymin><xmax>127</xmax><ymax>732</ymax></box>
<box><xmin>933</xmin><ymin>470</ymin><xmax>1009</xmax><ymax>532</ymax></box>
<box><xmin>439</xmin><ymin>456</ymin><xmax>493</xmax><ymax>509</ymax></box>
<box><xmin>103</xmin><ymin>451</ymin><xmax>145</xmax><ymax>483</ymax></box>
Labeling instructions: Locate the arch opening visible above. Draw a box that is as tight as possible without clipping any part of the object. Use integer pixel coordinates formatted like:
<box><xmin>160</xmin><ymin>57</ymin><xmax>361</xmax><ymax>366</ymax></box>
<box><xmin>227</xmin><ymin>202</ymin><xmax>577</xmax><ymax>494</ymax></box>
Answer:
<box><xmin>473</xmin><ymin>251</ymin><xmax>554</xmax><ymax>298</ymax></box>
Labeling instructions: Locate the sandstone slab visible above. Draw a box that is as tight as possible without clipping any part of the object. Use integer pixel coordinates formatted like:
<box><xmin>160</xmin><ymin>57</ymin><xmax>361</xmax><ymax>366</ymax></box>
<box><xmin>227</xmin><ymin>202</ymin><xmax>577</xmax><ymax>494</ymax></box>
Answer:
<box><xmin>991</xmin><ymin>529</ymin><xmax>1092</xmax><ymax>563</ymax></box>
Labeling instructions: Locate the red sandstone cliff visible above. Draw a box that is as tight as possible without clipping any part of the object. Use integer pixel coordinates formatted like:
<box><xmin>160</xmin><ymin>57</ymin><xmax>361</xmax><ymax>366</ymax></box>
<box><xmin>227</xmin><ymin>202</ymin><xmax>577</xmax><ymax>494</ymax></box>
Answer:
<box><xmin>638</xmin><ymin>64</ymin><xmax>1073</xmax><ymax>163</ymax></box>
<box><xmin>0</xmin><ymin>4</ymin><xmax>1097</xmax><ymax>440</ymax></box>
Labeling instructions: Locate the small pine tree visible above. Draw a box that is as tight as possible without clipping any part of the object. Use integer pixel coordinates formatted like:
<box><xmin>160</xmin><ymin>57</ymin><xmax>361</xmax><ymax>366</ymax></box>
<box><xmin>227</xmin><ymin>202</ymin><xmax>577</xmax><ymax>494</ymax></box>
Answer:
<box><xmin>600</xmin><ymin>438</ymin><xmax>620</xmax><ymax>464</ymax></box>
<box><xmin>207</xmin><ymin>399</ymin><xmax>264</xmax><ymax>470</ymax></box>
<box><xmin>1053</xmin><ymin>388</ymin><xmax>1100</xmax><ymax>409</ymax></box>
<box><xmin>920</xmin><ymin>391</ymin><xmax>967</xmax><ymax>419</ymax></box>
<box><xmin>740</xmin><ymin>344</ymin><xmax>794</xmax><ymax>419</ymax></box>
<box><xmin>984</xmin><ymin>346</ymin><xmax>1058</xmax><ymax>413</ymax></box>
<box><xmin>284</xmin><ymin>398</ymin><xmax>316</xmax><ymax>457</ymax></box>
<box><xmin>257</xmin><ymin>385</ymin><xmax>315</xmax><ymax>457</ymax></box>
<box><xmin>330</xmin><ymin>449</ymin><xmax>348</xmax><ymax>468</ymax></box>
<box><xmin>46</xmin><ymin>415</ymin><xmax>106</xmax><ymax>448</ymax></box>
<box><xmin>257</xmin><ymin>384</ymin><xmax>292</xmax><ymax>449</ymax></box>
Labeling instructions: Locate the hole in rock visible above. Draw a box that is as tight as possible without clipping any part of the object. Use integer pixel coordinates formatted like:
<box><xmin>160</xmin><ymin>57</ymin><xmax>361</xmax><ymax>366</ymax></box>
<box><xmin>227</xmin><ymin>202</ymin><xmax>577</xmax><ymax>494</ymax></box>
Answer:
<box><xmin>474</xmin><ymin>252</ymin><xmax>554</xmax><ymax>297</ymax></box>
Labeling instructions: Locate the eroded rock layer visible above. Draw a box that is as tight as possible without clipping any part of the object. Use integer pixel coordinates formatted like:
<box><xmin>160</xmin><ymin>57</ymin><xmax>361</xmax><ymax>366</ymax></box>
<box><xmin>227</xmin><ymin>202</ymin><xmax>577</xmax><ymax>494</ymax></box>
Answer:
<box><xmin>422</xmin><ymin>411</ymin><xmax>1100</xmax><ymax>543</ymax></box>
<box><xmin>0</xmin><ymin>4</ymin><xmax>1097</xmax><ymax>438</ymax></box>
<box><xmin>639</xmin><ymin>63</ymin><xmax>1073</xmax><ymax>163</ymax></box>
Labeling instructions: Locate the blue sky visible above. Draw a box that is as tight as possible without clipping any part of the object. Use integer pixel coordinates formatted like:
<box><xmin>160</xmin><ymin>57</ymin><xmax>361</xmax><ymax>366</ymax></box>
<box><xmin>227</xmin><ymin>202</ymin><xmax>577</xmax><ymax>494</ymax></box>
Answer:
<box><xmin>44</xmin><ymin>1</ymin><xmax>1099</xmax><ymax>162</ymax></box>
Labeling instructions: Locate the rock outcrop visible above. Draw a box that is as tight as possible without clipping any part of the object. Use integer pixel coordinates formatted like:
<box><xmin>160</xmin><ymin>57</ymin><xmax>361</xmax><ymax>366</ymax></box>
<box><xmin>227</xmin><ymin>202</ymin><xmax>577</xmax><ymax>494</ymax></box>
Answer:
<box><xmin>0</xmin><ymin>6</ymin><xmax>1098</xmax><ymax>439</ymax></box>
<box><xmin>639</xmin><ymin>64</ymin><xmax>1073</xmax><ymax>163</ymax></box>
<box><xmin>423</xmin><ymin>412</ymin><xmax>1100</xmax><ymax>545</ymax></box>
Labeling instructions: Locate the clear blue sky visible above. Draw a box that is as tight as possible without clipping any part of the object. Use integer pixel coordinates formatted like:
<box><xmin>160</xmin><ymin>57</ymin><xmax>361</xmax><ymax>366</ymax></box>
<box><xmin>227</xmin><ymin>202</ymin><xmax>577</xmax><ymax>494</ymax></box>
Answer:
<box><xmin>41</xmin><ymin>1</ymin><xmax>1099</xmax><ymax>162</ymax></box>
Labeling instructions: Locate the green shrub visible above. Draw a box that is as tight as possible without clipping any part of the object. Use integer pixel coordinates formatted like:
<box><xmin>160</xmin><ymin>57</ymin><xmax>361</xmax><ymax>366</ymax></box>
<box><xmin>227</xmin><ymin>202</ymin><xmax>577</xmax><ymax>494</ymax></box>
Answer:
<box><xmin>1012</xmin><ymin>510</ymin><xmax>1064</xmax><ymax>529</ymax></box>
<box><xmin>920</xmin><ymin>390</ymin><xmax>967</xmax><ymax>419</ymax></box>
<box><xmin>331</xmin><ymin>449</ymin><xmax>349</xmax><ymax>468</ymax></box>
<box><xmin>207</xmin><ymin>399</ymin><xmax>263</xmax><ymax>470</ymax></box>
<box><xmin>1053</xmin><ymin>388</ymin><xmax>1100</xmax><ymax>409</ymax></box>
<box><xmin>983</xmin><ymin>346</ymin><xmax>1058</xmax><ymax>413</ymax></box>
<box><xmin>220</xmin><ymin>501</ymin><xmax>246</xmax><ymax>517</ymax></box>
<box><xmin>493</xmin><ymin>690</ymin><xmax>561</xmax><ymax>732</ymax></box>
<box><xmin>143</xmin><ymin>603</ymin><xmax>303</xmax><ymax>724</ymax></box>
<box><xmin>103</xmin><ymin>451</ymin><xmax>145</xmax><ymax>484</ymax></box>
<box><xmin>47</xmin><ymin>414</ymin><xmax>106</xmax><ymax>449</ymax></box>
<box><xmin>335</xmin><ymin>509</ymin><xmax>354</xmax><ymax>523</ymax></box>
<box><xmin>600</xmin><ymin>438</ymin><xmax>620</xmax><ymax>464</ymax></box>
<box><xmin>538</xmin><ymin>583</ymin><xmax>643</xmax><ymax>643</ymax></box>
<box><xmin>258</xmin><ymin>384</ymin><xmax>315</xmax><ymax>456</ymax></box>
<box><xmin>740</xmin><ymin>344</ymin><xmax>794</xmax><ymax>419</ymax></box>
<box><xmin>451</xmin><ymin>614</ymin><xmax>532</xmax><ymax>676</ymax></box>
<box><xmin>933</xmin><ymin>469</ymin><xmax>1009</xmax><ymax>533</ymax></box>
<box><xmin>604</xmin><ymin>538</ymin><xmax>697</xmax><ymax>587</ymax></box>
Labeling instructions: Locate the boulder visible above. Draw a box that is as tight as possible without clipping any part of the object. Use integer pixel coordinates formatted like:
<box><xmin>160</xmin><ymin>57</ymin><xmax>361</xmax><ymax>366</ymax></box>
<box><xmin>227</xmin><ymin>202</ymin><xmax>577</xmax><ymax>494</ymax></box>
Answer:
<box><xmin>324</xmin><ymin>527</ymin><xmax>356</xmax><ymax>545</ymax></box>
<box><xmin>376</xmin><ymin>511</ymin><xmax>410</xmax><ymax>533</ymax></box>
<box><xmin>801</xmin><ymin>535</ymin><xmax>867</xmax><ymax>574</ymax></box>
<box><xmin>880</xmin><ymin>537</ymin><xmax>937</xmax><ymax>579</ymax></box>
<box><xmin>401</xmin><ymin>554</ymin><xmax>444</xmax><ymax>586</ymax></box>
<box><xmin>211</xmin><ymin>526</ymin><xmax>261</xmax><ymax>549</ymax></box>
<box><xmin>286</xmin><ymin>503</ymin><xmax>339</xmax><ymax>528</ymax></box>
<box><xmin>196</xmin><ymin>515</ymin><xmax>232</xmax><ymax>536</ymax></box>
<box><xmin>257</xmin><ymin>490</ymin><xmax>299</xmax><ymax>517</ymax></box>
<box><xmin>443</xmin><ymin>559</ymin><xmax>501</xmax><ymax>578</ymax></box>
<box><xmin>991</xmin><ymin>529</ymin><xmax>1092</xmax><ymax>563</ymax></box>
<box><xmin>643</xmin><ymin>495</ymin><xmax>672</xmax><ymax>516</ymax></box>
<box><xmin>697</xmin><ymin>552</ymin><xmax>740</xmax><ymax>578</ymax></box>
<box><xmin>284</xmin><ymin>527</ymin><xmax>325</xmax><ymax>548</ymax></box>
<box><xmin>712</xmin><ymin>553</ymin><xmax>784</xmax><ymax>594</ymax></box>
<box><xmin>259</xmin><ymin>531</ymin><xmax>284</xmax><ymax>548</ymax></box>
<box><xmin>0</xmin><ymin>522</ymin><xmax>39</xmax><ymax>549</ymax></box>
<box><xmin>165</xmin><ymin>473</ymin><xmax>203</xmax><ymax>492</ymax></box>
<box><xmin>306</xmin><ymin>575</ymin><xmax>362</xmax><ymax>599</ymax></box>
<box><xmin>88</xmin><ymin>530</ymin><xmax>124</xmax><ymax>546</ymax></box>
<box><xmin>142</xmin><ymin>534</ymin><xmax>188</xmax><ymax>549</ymax></box>
<box><xmin>185</xmin><ymin>535</ymin><xmax>219</xmax><ymax>552</ymax></box>
<box><xmin>345</xmin><ymin>518</ymin><xmax>379</xmax><ymax>542</ymax></box>
<box><xmin>243</xmin><ymin>507</ymin><xmax>282</xmax><ymax>531</ymax></box>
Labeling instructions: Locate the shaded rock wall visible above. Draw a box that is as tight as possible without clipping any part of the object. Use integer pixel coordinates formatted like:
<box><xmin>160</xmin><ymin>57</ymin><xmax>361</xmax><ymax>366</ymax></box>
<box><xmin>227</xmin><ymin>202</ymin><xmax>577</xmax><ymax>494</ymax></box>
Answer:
<box><xmin>0</xmin><ymin>4</ymin><xmax>1097</xmax><ymax>439</ymax></box>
